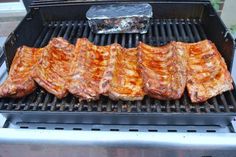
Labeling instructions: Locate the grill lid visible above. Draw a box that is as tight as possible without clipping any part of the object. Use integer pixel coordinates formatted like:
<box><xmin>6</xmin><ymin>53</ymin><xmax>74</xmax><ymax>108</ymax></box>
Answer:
<box><xmin>29</xmin><ymin>0</ymin><xmax>212</xmax><ymax>8</ymax></box>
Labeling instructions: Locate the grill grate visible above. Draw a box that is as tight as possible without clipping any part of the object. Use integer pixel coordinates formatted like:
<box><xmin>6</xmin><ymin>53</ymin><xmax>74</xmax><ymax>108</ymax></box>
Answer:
<box><xmin>0</xmin><ymin>19</ymin><xmax>236</xmax><ymax>113</ymax></box>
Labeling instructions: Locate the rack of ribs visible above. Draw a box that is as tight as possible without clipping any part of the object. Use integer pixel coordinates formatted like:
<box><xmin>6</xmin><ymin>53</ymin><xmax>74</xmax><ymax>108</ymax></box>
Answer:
<box><xmin>32</xmin><ymin>37</ymin><xmax>74</xmax><ymax>98</ymax></box>
<box><xmin>138</xmin><ymin>42</ymin><xmax>188</xmax><ymax>100</ymax></box>
<box><xmin>187</xmin><ymin>40</ymin><xmax>233</xmax><ymax>103</ymax></box>
<box><xmin>67</xmin><ymin>38</ymin><xmax>120</xmax><ymax>101</ymax></box>
<box><xmin>0</xmin><ymin>46</ymin><xmax>42</xmax><ymax>98</ymax></box>
<box><xmin>108</xmin><ymin>47</ymin><xmax>145</xmax><ymax>101</ymax></box>
<box><xmin>0</xmin><ymin>37</ymin><xmax>233</xmax><ymax>103</ymax></box>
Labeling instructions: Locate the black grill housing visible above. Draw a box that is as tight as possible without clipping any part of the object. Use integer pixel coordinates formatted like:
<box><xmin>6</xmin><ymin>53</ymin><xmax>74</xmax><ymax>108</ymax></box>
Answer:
<box><xmin>1</xmin><ymin>0</ymin><xmax>236</xmax><ymax>126</ymax></box>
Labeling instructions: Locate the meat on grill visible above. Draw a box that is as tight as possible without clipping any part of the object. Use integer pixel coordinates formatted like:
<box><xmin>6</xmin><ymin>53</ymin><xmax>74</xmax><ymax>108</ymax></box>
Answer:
<box><xmin>67</xmin><ymin>38</ymin><xmax>120</xmax><ymax>101</ymax></box>
<box><xmin>1</xmin><ymin>37</ymin><xmax>233</xmax><ymax>103</ymax></box>
<box><xmin>187</xmin><ymin>40</ymin><xmax>233</xmax><ymax>103</ymax></box>
<box><xmin>0</xmin><ymin>46</ymin><xmax>42</xmax><ymax>98</ymax></box>
<box><xmin>138</xmin><ymin>42</ymin><xmax>188</xmax><ymax>100</ymax></box>
<box><xmin>108</xmin><ymin>47</ymin><xmax>145</xmax><ymax>100</ymax></box>
<box><xmin>32</xmin><ymin>37</ymin><xmax>74</xmax><ymax>98</ymax></box>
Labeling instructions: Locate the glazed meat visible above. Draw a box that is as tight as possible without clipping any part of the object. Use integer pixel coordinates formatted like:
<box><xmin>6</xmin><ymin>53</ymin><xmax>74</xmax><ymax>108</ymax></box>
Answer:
<box><xmin>32</xmin><ymin>37</ymin><xmax>74</xmax><ymax>98</ymax></box>
<box><xmin>0</xmin><ymin>46</ymin><xmax>42</xmax><ymax>98</ymax></box>
<box><xmin>108</xmin><ymin>47</ymin><xmax>145</xmax><ymax>100</ymax></box>
<box><xmin>67</xmin><ymin>38</ymin><xmax>120</xmax><ymax>100</ymax></box>
<box><xmin>138</xmin><ymin>42</ymin><xmax>188</xmax><ymax>100</ymax></box>
<box><xmin>1</xmin><ymin>37</ymin><xmax>233</xmax><ymax>103</ymax></box>
<box><xmin>187</xmin><ymin>40</ymin><xmax>233</xmax><ymax>103</ymax></box>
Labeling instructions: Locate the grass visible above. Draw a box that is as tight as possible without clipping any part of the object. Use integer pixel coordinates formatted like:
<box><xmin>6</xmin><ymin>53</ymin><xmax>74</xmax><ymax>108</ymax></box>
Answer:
<box><xmin>211</xmin><ymin>0</ymin><xmax>221</xmax><ymax>10</ymax></box>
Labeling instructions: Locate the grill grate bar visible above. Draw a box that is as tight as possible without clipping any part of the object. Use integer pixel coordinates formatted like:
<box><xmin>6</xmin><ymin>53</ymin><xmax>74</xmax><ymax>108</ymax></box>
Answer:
<box><xmin>24</xmin><ymin>92</ymin><xmax>37</xmax><ymax>111</ymax></box>
<box><xmin>1</xmin><ymin>19</ymin><xmax>236</xmax><ymax>114</ymax></box>
<box><xmin>107</xmin><ymin>34</ymin><xmax>112</xmax><ymax>45</ymax></box>
<box><xmin>88</xmin><ymin>28</ymin><xmax>94</xmax><ymax>42</ymax></box>
<box><xmin>154</xmin><ymin>19</ymin><xmax>160</xmax><ymax>46</ymax></box>
<box><xmin>41</xmin><ymin>93</ymin><xmax>50</xmax><ymax>111</ymax></box>
<box><xmin>135</xmin><ymin>34</ymin><xmax>139</xmax><ymax>47</ymax></box>
<box><xmin>34</xmin><ymin>25</ymin><xmax>49</xmax><ymax>47</ymax></box>
<box><xmin>128</xmin><ymin>34</ymin><xmax>132</xmax><ymax>48</ymax></box>
<box><xmin>68</xmin><ymin>21</ymin><xmax>78</xmax><ymax>43</ymax></box>
<box><xmin>49</xmin><ymin>97</ymin><xmax>57</xmax><ymax>111</ymax></box>
<box><xmin>58</xmin><ymin>21</ymin><xmax>67</xmax><ymax>37</ymax></box>
<box><xmin>166</xmin><ymin>19</ymin><xmax>174</xmax><ymax>41</ymax></box>
<box><xmin>114</xmin><ymin>34</ymin><xmax>118</xmax><ymax>43</ymax></box>
<box><xmin>74</xmin><ymin>21</ymin><xmax>84</xmax><ymax>42</ymax></box>
<box><xmin>184</xmin><ymin>19</ymin><xmax>194</xmax><ymax>42</ymax></box>
<box><xmin>121</xmin><ymin>34</ymin><xmax>126</xmax><ymax>47</ymax></box>
<box><xmin>69</xmin><ymin>96</ymin><xmax>76</xmax><ymax>112</ymax></box>
<box><xmin>15</xmin><ymin>97</ymin><xmax>26</xmax><ymax>111</ymax></box>
<box><xmin>173</xmin><ymin>19</ymin><xmax>181</xmax><ymax>41</ymax></box>
<box><xmin>6</xmin><ymin>99</ymin><xmax>14</xmax><ymax>110</ymax></box>
<box><xmin>51</xmin><ymin>21</ymin><xmax>61</xmax><ymax>38</ymax></box>
<box><xmin>211</xmin><ymin>97</ymin><xmax>220</xmax><ymax>112</ymax></box>
<box><xmin>190</xmin><ymin>20</ymin><xmax>201</xmax><ymax>41</ymax></box>
<box><xmin>227</xmin><ymin>92</ymin><xmax>236</xmax><ymax>112</ymax></box>
<box><xmin>93</xmin><ymin>34</ymin><xmax>99</xmax><ymax>45</ymax></box>
<box><xmin>33</xmin><ymin>91</ymin><xmax>43</xmax><ymax>110</ymax></box>
<box><xmin>100</xmin><ymin>34</ymin><xmax>106</xmax><ymax>45</ymax></box>
<box><xmin>218</xmin><ymin>95</ymin><xmax>230</xmax><ymax>112</ymax></box>
<box><xmin>82</xmin><ymin>22</ymin><xmax>89</xmax><ymax>38</ymax></box>
<box><xmin>148</xmin><ymin>23</ymin><xmax>153</xmax><ymax>45</ymax></box>
<box><xmin>196</xmin><ymin>20</ymin><xmax>207</xmax><ymax>39</ymax></box>
<box><xmin>179</xmin><ymin>20</ymin><xmax>188</xmax><ymax>42</ymax></box>
<box><xmin>160</xmin><ymin>20</ymin><xmax>167</xmax><ymax>44</ymax></box>
<box><xmin>63</xmin><ymin>21</ymin><xmax>73</xmax><ymax>40</ymax></box>
<box><xmin>39</xmin><ymin>22</ymin><xmax>53</xmax><ymax>47</ymax></box>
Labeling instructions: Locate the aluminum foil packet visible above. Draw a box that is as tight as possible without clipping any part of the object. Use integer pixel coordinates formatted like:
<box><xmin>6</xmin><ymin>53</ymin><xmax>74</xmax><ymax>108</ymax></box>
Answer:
<box><xmin>86</xmin><ymin>3</ymin><xmax>153</xmax><ymax>34</ymax></box>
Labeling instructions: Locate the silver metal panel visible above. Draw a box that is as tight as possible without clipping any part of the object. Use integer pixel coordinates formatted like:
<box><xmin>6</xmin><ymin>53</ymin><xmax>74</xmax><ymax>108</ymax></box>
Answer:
<box><xmin>1</xmin><ymin>113</ymin><xmax>236</xmax><ymax>157</ymax></box>
<box><xmin>12</xmin><ymin>122</ymin><xmax>232</xmax><ymax>133</ymax></box>
<box><xmin>1</xmin><ymin>144</ymin><xmax>236</xmax><ymax>157</ymax></box>
<box><xmin>0</xmin><ymin>128</ymin><xmax>236</xmax><ymax>157</ymax></box>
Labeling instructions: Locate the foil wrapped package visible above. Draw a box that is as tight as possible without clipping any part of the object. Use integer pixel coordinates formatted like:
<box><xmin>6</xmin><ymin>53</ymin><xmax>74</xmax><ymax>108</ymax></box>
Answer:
<box><xmin>86</xmin><ymin>3</ymin><xmax>153</xmax><ymax>34</ymax></box>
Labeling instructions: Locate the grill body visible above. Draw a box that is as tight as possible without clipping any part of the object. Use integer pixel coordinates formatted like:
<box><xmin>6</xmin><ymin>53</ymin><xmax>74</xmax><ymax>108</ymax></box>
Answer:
<box><xmin>1</xmin><ymin>0</ymin><xmax>236</xmax><ymax>126</ymax></box>
<box><xmin>0</xmin><ymin>1</ymin><xmax>236</xmax><ymax>157</ymax></box>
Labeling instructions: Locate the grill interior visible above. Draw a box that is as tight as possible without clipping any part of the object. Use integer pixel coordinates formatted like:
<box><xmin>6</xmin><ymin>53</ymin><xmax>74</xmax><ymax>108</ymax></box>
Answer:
<box><xmin>0</xmin><ymin>18</ymin><xmax>236</xmax><ymax>114</ymax></box>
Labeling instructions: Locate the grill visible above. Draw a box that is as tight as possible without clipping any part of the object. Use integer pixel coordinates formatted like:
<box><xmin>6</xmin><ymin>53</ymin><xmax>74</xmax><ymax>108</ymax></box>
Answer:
<box><xmin>0</xmin><ymin>1</ymin><xmax>236</xmax><ymax>126</ymax></box>
<box><xmin>1</xmin><ymin>1</ymin><xmax>236</xmax><ymax>157</ymax></box>
<box><xmin>0</xmin><ymin>2</ymin><xmax>236</xmax><ymax>125</ymax></box>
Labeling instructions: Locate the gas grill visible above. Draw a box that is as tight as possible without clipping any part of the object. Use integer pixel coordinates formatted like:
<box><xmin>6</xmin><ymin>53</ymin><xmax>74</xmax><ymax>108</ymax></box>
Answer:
<box><xmin>0</xmin><ymin>0</ymin><xmax>236</xmax><ymax>157</ymax></box>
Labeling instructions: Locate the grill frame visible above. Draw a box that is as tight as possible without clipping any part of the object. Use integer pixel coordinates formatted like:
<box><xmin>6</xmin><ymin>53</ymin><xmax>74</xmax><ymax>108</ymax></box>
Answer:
<box><xmin>1</xmin><ymin>0</ymin><xmax>236</xmax><ymax>126</ymax></box>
